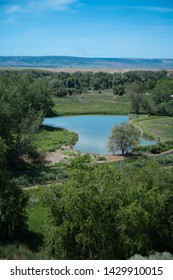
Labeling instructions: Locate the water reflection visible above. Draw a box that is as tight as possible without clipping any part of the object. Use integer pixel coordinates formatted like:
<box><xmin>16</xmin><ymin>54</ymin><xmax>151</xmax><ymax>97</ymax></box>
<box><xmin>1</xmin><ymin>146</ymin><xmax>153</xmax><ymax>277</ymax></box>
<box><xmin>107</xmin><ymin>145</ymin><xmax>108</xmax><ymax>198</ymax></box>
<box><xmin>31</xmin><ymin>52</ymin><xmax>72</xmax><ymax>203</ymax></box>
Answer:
<box><xmin>43</xmin><ymin>115</ymin><xmax>156</xmax><ymax>154</ymax></box>
<box><xmin>75</xmin><ymin>134</ymin><xmax>107</xmax><ymax>154</ymax></box>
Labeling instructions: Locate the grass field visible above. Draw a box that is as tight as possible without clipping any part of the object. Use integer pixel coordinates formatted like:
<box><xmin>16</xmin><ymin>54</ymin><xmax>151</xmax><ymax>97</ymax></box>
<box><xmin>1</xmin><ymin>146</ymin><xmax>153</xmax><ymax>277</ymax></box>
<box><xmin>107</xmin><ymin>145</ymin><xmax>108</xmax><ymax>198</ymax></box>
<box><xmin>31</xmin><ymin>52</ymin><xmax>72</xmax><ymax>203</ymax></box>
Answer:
<box><xmin>25</xmin><ymin>187</ymin><xmax>49</xmax><ymax>233</ymax></box>
<box><xmin>53</xmin><ymin>90</ymin><xmax>129</xmax><ymax>115</ymax></box>
<box><xmin>132</xmin><ymin>116</ymin><xmax>173</xmax><ymax>141</ymax></box>
<box><xmin>35</xmin><ymin>125</ymin><xmax>78</xmax><ymax>152</ymax></box>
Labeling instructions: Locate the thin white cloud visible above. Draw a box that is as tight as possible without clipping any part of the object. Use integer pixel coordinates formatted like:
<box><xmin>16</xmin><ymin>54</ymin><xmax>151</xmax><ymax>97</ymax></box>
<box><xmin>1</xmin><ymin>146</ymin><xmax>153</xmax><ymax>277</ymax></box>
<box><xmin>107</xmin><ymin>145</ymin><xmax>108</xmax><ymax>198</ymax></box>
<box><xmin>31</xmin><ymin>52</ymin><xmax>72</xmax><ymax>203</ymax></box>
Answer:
<box><xmin>27</xmin><ymin>0</ymin><xmax>79</xmax><ymax>12</ymax></box>
<box><xmin>3</xmin><ymin>16</ymin><xmax>17</xmax><ymax>24</ymax></box>
<box><xmin>48</xmin><ymin>0</ymin><xmax>79</xmax><ymax>11</ymax></box>
<box><xmin>137</xmin><ymin>6</ymin><xmax>173</xmax><ymax>13</ymax></box>
<box><xmin>116</xmin><ymin>5</ymin><xmax>173</xmax><ymax>13</ymax></box>
<box><xmin>3</xmin><ymin>0</ymin><xmax>79</xmax><ymax>14</ymax></box>
<box><xmin>5</xmin><ymin>5</ymin><xmax>22</xmax><ymax>14</ymax></box>
<box><xmin>147</xmin><ymin>6</ymin><xmax>173</xmax><ymax>12</ymax></box>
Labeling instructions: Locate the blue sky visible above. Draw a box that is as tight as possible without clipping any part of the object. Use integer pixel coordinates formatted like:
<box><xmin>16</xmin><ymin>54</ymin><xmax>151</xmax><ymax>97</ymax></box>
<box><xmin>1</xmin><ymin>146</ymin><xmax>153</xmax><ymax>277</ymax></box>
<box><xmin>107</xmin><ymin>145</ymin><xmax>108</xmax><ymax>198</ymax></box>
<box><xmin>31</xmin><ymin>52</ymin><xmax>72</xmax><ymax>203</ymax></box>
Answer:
<box><xmin>1</xmin><ymin>0</ymin><xmax>173</xmax><ymax>58</ymax></box>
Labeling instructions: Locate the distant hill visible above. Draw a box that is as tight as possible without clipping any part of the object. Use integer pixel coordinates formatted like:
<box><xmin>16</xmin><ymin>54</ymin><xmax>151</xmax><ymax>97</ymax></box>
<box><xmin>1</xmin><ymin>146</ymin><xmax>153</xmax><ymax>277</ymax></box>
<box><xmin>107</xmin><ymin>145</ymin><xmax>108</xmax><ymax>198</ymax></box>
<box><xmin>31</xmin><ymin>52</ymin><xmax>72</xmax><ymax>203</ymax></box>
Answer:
<box><xmin>0</xmin><ymin>56</ymin><xmax>173</xmax><ymax>69</ymax></box>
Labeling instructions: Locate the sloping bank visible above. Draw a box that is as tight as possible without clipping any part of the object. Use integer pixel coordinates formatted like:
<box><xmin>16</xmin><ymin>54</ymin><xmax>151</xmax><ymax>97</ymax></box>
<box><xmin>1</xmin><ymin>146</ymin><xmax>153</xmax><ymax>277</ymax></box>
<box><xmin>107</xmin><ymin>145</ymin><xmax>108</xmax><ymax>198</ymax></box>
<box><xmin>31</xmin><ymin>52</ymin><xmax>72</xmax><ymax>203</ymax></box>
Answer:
<box><xmin>131</xmin><ymin>115</ymin><xmax>173</xmax><ymax>142</ymax></box>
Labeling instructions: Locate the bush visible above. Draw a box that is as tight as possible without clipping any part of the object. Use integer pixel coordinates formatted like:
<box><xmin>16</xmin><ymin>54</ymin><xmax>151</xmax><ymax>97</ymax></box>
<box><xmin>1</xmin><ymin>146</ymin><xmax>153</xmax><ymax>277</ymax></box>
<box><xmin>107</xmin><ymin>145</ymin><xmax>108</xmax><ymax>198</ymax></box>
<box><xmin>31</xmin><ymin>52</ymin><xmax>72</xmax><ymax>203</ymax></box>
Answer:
<box><xmin>0</xmin><ymin>244</ymin><xmax>48</xmax><ymax>260</ymax></box>
<box><xmin>154</xmin><ymin>155</ymin><xmax>173</xmax><ymax>166</ymax></box>
<box><xmin>43</xmin><ymin>158</ymin><xmax>173</xmax><ymax>259</ymax></box>
<box><xmin>97</xmin><ymin>156</ymin><xmax>106</xmax><ymax>161</ymax></box>
<box><xmin>134</xmin><ymin>142</ymin><xmax>173</xmax><ymax>154</ymax></box>
<box><xmin>0</xmin><ymin>172</ymin><xmax>29</xmax><ymax>241</ymax></box>
<box><xmin>130</xmin><ymin>252</ymin><xmax>173</xmax><ymax>260</ymax></box>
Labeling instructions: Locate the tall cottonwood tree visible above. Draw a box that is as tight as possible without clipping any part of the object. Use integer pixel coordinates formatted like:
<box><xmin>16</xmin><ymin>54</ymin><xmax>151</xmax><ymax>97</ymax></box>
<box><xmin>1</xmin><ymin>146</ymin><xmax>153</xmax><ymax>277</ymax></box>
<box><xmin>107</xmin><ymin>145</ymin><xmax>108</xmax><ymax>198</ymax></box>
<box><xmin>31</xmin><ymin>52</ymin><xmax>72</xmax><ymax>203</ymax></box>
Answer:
<box><xmin>107</xmin><ymin>122</ymin><xmax>140</xmax><ymax>155</ymax></box>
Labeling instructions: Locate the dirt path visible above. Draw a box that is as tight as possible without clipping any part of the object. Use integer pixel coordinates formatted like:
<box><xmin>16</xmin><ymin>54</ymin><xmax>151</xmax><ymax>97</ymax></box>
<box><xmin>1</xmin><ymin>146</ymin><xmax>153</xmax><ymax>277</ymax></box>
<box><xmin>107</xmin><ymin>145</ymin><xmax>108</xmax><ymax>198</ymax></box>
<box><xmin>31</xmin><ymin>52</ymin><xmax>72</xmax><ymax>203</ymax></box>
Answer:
<box><xmin>44</xmin><ymin>147</ymin><xmax>125</xmax><ymax>164</ymax></box>
<box><xmin>129</xmin><ymin>119</ymin><xmax>144</xmax><ymax>135</ymax></box>
<box><xmin>98</xmin><ymin>154</ymin><xmax>125</xmax><ymax>163</ymax></box>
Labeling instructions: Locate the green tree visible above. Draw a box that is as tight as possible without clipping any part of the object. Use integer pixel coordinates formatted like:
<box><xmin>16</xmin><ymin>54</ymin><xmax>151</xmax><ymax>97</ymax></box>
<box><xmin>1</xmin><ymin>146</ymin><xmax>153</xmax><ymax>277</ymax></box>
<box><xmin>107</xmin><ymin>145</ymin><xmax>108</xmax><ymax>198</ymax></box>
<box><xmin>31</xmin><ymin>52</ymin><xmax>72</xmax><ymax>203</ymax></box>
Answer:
<box><xmin>0</xmin><ymin>138</ymin><xmax>7</xmax><ymax>168</ymax></box>
<box><xmin>43</xmin><ymin>158</ymin><xmax>173</xmax><ymax>260</ymax></box>
<box><xmin>43</xmin><ymin>156</ymin><xmax>121</xmax><ymax>259</ymax></box>
<box><xmin>0</xmin><ymin>74</ymin><xmax>54</xmax><ymax>166</ymax></box>
<box><xmin>107</xmin><ymin>123</ymin><xmax>140</xmax><ymax>155</ymax></box>
<box><xmin>113</xmin><ymin>84</ymin><xmax>125</xmax><ymax>96</ymax></box>
<box><xmin>0</xmin><ymin>171</ymin><xmax>28</xmax><ymax>242</ymax></box>
<box><xmin>92</xmin><ymin>78</ymin><xmax>101</xmax><ymax>90</ymax></box>
<box><xmin>152</xmin><ymin>80</ymin><xmax>173</xmax><ymax>106</ymax></box>
<box><xmin>126</xmin><ymin>82</ymin><xmax>145</xmax><ymax>114</ymax></box>
<box><xmin>130</xmin><ymin>252</ymin><xmax>173</xmax><ymax>260</ymax></box>
<box><xmin>126</xmin><ymin>82</ymin><xmax>153</xmax><ymax>114</ymax></box>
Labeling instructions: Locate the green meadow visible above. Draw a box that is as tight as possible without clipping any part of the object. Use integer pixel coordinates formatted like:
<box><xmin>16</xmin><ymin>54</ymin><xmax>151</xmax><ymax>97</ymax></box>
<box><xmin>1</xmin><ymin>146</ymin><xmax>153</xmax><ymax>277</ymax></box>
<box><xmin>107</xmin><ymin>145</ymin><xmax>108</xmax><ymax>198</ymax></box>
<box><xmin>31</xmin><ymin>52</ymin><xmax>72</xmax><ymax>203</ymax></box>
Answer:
<box><xmin>53</xmin><ymin>90</ymin><xmax>129</xmax><ymax>116</ymax></box>
<box><xmin>35</xmin><ymin>125</ymin><xmax>78</xmax><ymax>152</ymax></box>
<box><xmin>132</xmin><ymin>116</ymin><xmax>173</xmax><ymax>141</ymax></box>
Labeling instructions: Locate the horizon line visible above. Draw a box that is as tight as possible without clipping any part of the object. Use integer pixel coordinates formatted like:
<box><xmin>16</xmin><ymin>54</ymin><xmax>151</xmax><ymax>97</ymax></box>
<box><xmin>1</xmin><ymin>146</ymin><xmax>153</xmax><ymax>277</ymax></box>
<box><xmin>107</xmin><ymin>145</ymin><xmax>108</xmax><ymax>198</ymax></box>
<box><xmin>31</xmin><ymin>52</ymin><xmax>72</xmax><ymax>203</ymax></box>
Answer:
<box><xmin>0</xmin><ymin>55</ymin><xmax>173</xmax><ymax>60</ymax></box>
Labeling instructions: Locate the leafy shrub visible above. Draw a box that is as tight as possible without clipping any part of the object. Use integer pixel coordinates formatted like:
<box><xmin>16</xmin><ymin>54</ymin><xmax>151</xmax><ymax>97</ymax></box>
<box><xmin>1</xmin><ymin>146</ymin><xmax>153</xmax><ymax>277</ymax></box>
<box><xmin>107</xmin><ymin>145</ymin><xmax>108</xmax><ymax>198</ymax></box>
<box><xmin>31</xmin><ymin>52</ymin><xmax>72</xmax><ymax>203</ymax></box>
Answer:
<box><xmin>28</xmin><ymin>198</ymin><xmax>40</xmax><ymax>207</ymax></box>
<box><xmin>0</xmin><ymin>172</ymin><xmax>28</xmax><ymax>241</ymax></box>
<box><xmin>143</xmin><ymin>132</ymin><xmax>155</xmax><ymax>140</ymax></box>
<box><xmin>154</xmin><ymin>155</ymin><xmax>173</xmax><ymax>166</ymax></box>
<box><xmin>43</xmin><ymin>158</ymin><xmax>173</xmax><ymax>259</ymax></box>
<box><xmin>97</xmin><ymin>156</ymin><xmax>106</xmax><ymax>161</ymax></box>
<box><xmin>0</xmin><ymin>244</ymin><xmax>48</xmax><ymax>260</ymax></box>
<box><xmin>134</xmin><ymin>142</ymin><xmax>173</xmax><ymax>154</ymax></box>
<box><xmin>130</xmin><ymin>252</ymin><xmax>173</xmax><ymax>260</ymax></box>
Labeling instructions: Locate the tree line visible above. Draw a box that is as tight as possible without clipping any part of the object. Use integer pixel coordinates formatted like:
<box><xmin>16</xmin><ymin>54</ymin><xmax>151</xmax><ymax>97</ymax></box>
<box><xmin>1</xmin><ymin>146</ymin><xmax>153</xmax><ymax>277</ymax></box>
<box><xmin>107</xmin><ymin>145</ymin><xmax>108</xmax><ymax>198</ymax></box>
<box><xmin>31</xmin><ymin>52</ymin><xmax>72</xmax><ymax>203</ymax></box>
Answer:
<box><xmin>1</xmin><ymin>68</ymin><xmax>172</xmax><ymax>116</ymax></box>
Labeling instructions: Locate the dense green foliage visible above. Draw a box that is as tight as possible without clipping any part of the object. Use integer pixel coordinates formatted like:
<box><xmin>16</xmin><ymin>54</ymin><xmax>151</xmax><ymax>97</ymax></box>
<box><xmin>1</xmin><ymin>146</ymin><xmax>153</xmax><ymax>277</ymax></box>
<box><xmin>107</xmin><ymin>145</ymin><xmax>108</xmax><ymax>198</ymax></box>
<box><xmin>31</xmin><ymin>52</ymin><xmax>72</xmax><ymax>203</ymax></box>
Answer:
<box><xmin>134</xmin><ymin>141</ymin><xmax>173</xmax><ymax>154</ymax></box>
<box><xmin>130</xmin><ymin>252</ymin><xmax>173</xmax><ymax>260</ymax></box>
<box><xmin>0</xmin><ymin>170</ymin><xmax>28</xmax><ymax>242</ymax></box>
<box><xmin>152</xmin><ymin>80</ymin><xmax>173</xmax><ymax>116</ymax></box>
<box><xmin>0</xmin><ymin>71</ymin><xmax>53</xmax><ymax>167</ymax></box>
<box><xmin>42</xmin><ymin>156</ymin><xmax>173</xmax><ymax>260</ymax></box>
<box><xmin>0</xmin><ymin>243</ymin><xmax>47</xmax><ymax>260</ymax></box>
<box><xmin>0</xmin><ymin>138</ymin><xmax>29</xmax><ymax>243</ymax></box>
<box><xmin>0</xmin><ymin>70</ymin><xmax>53</xmax><ymax>251</ymax></box>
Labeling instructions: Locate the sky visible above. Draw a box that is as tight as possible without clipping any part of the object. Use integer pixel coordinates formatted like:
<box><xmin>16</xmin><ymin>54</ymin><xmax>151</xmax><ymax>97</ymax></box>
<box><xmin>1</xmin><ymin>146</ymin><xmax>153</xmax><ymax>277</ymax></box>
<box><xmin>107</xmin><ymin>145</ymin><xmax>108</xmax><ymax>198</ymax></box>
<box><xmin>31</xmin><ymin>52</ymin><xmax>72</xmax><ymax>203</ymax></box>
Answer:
<box><xmin>1</xmin><ymin>0</ymin><xmax>173</xmax><ymax>58</ymax></box>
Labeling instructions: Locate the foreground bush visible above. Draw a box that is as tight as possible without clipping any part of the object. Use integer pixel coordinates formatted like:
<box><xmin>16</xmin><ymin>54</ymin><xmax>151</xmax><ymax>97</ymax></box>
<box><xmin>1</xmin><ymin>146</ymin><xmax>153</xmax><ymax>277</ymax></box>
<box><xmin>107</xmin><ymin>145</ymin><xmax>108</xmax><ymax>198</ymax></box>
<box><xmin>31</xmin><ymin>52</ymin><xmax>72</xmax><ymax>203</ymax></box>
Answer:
<box><xmin>130</xmin><ymin>252</ymin><xmax>173</xmax><ymax>260</ymax></box>
<box><xmin>0</xmin><ymin>244</ymin><xmax>48</xmax><ymax>260</ymax></box>
<box><xmin>42</xmin><ymin>156</ymin><xmax>173</xmax><ymax>259</ymax></box>
<box><xmin>134</xmin><ymin>141</ymin><xmax>173</xmax><ymax>154</ymax></box>
<box><xmin>0</xmin><ymin>171</ymin><xmax>28</xmax><ymax>242</ymax></box>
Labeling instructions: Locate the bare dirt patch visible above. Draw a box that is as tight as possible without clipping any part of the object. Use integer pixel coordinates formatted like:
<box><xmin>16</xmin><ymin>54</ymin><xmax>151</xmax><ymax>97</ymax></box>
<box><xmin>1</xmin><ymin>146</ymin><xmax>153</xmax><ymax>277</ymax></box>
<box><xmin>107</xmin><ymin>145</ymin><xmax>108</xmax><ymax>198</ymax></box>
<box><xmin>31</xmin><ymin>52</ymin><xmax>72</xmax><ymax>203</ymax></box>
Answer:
<box><xmin>44</xmin><ymin>149</ymin><xmax>72</xmax><ymax>164</ymax></box>
<box><xmin>99</xmin><ymin>154</ymin><xmax>125</xmax><ymax>163</ymax></box>
<box><xmin>44</xmin><ymin>147</ymin><xmax>124</xmax><ymax>165</ymax></box>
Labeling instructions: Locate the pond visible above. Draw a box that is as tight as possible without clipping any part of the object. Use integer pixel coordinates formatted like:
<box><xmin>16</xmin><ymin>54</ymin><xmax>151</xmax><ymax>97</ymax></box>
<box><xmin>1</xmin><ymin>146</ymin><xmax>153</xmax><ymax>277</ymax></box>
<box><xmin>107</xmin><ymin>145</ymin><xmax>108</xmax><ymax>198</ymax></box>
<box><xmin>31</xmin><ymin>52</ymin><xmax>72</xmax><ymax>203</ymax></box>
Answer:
<box><xmin>43</xmin><ymin>115</ymin><xmax>156</xmax><ymax>154</ymax></box>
